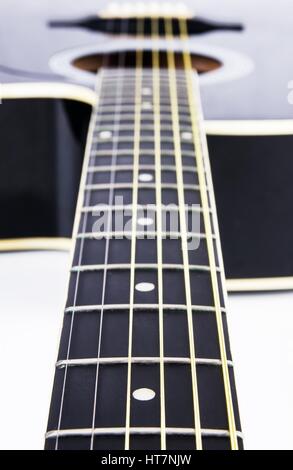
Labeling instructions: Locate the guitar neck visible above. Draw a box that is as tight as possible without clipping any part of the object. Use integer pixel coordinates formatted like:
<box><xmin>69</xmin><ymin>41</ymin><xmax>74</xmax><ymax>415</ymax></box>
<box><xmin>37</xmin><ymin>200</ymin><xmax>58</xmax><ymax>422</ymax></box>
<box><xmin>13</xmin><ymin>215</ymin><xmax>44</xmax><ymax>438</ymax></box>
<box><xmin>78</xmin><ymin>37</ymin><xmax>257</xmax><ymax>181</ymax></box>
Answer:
<box><xmin>45</xmin><ymin>61</ymin><xmax>243</xmax><ymax>450</ymax></box>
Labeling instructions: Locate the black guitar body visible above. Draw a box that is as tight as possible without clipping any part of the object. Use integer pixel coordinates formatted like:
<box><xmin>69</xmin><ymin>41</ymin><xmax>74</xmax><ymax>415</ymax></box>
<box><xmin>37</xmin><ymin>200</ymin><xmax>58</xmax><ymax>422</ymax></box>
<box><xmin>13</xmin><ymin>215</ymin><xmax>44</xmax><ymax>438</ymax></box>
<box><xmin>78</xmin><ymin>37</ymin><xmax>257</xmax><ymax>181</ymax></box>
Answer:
<box><xmin>1</xmin><ymin>0</ymin><xmax>293</xmax><ymax>288</ymax></box>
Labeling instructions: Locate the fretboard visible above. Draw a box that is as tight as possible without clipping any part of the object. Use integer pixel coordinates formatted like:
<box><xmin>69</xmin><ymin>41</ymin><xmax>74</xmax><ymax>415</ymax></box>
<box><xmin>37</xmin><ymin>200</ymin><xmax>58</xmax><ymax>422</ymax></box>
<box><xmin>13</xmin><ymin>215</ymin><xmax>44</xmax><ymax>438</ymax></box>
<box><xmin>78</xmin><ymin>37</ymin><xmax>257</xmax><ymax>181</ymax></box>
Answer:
<box><xmin>45</xmin><ymin>66</ymin><xmax>243</xmax><ymax>451</ymax></box>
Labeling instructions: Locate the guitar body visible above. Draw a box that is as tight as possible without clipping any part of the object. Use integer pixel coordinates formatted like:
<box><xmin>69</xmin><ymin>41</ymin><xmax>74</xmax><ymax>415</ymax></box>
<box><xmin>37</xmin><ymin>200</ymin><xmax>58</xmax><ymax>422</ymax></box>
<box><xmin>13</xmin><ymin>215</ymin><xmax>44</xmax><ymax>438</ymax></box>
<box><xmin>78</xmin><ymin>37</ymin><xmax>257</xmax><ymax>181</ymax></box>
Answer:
<box><xmin>1</xmin><ymin>0</ymin><xmax>293</xmax><ymax>451</ymax></box>
<box><xmin>1</xmin><ymin>0</ymin><xmax>293</xmax><ymax>289</ymax></box>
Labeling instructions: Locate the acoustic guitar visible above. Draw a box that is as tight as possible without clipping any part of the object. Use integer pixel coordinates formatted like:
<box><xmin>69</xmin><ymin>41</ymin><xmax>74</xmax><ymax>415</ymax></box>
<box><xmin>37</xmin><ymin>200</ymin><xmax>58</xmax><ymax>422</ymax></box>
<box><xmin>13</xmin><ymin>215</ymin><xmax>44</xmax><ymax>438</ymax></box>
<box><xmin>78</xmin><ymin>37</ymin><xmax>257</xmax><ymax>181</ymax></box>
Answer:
<box><xmin>1</xmin><ymin>0</ymin><xmax>293</xmax><ymax>451</ymax></box>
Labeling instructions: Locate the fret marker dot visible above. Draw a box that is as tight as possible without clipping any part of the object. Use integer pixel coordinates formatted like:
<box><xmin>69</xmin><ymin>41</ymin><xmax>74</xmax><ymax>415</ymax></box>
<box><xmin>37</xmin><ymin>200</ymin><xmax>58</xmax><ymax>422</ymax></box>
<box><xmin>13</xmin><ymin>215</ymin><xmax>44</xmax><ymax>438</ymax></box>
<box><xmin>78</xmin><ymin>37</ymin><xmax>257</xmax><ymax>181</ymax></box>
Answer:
<box><xmin>137</xmin><ymin>217</ymin><xmax>153</xmax><ymax>226</ymax></box>
<box><xmin>135</xmin><ymin>282</ymin><xmax>155</xmax><ymax>292</ymax></box>
<box><xmin>133</xmin><ymin>388</ymin><xmax>156</xmax><ymax>401</ymax></box>
<box><xmin>142</xmin><ymin>87</ymin><xmax>152</xmax><ymax>96</ymax></box>
<box><xmin>99</xmin><ymin>130</ymin><xmax>112</xmax><ymax>140</ymax></box>
<box><xmin>139</xmin><ymin>173</ymin><xmax>153</xmax><ymax>182</ymax></box>
<box><xmin>142</xmin><ymin>102</ymin><xmax>152</xmax><ymax>110</ymax></box>
<box><xmin>181</xmin><ymin>131</ymin><xmax>193</xmax><ymax>141</ymax></box>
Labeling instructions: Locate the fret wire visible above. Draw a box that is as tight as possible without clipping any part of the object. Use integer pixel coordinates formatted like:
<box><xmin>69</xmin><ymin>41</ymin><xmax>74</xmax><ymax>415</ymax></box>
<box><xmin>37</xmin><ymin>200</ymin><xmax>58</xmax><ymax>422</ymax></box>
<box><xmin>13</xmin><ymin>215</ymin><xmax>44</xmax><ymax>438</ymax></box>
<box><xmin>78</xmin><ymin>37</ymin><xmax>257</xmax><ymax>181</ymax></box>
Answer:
<box><xmin>98</xmin><ymin>101</ymin><xmax>189</xmax><ymax>108</ymax></box>
<box><xmin>152</xmin><ymin>19</ymin><xmax>167</xmax><ymax>450</ymax></box>
<box><xmin>90</xmin><ymin>149</ymin><xmax>196</xmax><ymax>158</ymax></box>
<box><xmin>76</xmin><ymin>231</ymin><xmax>215</xmax><ymax>240</ymax></box>
<box><xmin>95</xmin><ymin>103</ymin><xmax>192</xmax><ymax>111</ymax></box>
<box><xmin>46</xmin><ymin>427</ymin><xmax>243</xmax><ymax>440</ymax></box>
<box><xmin>84</xmin><ymin>183</ymin><xmax>201</xmax><ymax>191</ymax></box>
<box><xmin>95</xmin><ymin>109</ymin><xmax>191</xmax><ymax>119</ymax></box>
<box><xmin>93</xmin><ymin>135</ymin><xmax>187</xmax><ymax>145</ymax></box>
<box><xmin>56</xmin><ymin>357</ymin><xmax>234</xmax><ymax>369</ymax></box>
<box><xmin>65</xmin><ymin>304</ymin><xmax>227</xmax><ymax>314</ymax></box>
<box><xmin>93</xmin><ymin>115</ymin><xmax>192</xmax><ymax>126</ymax></box>
<box><xmin>124</xmin><ymin>24</ymin><xmax>143</xmax><ymax>450</ymax></box>
<box><xmin>100</xmin><ymin>81</ymin><xmax>190</xmax><ymax>90</ymax></box>
<box><xmin>98</xmin><ymin>91</ymin><xmax>187</xmax><ymax>100</ymax></box>
<box><xmin>97</xmin><ymin>86</ymin><xmax>183</xmax><ymax>92</ymax></box>
<box><xmin>98</xmin><ymin>79</ymin><xmax>189</xmax><ymax>90</ymax></box>
<box><xmin>93</xmin><ymin>124</ymin><xmax>193</xmax><ymax>133</ymax></box>
<box><xmin>81</xmin><ymin>205</ymin><xmax>210</xmax><ymax>213</ymax></box>
<box><xmin>54</xmin><ymin>70</ymin><xmax>105</xmax><ymax>450</ymax></box>
<box><xmin>99</xmin><ymin>73</ymin><xmax>188</xmax><ymax>80</ymax></box>
<box><xmin>99</xmin><ymin>89</ymin><xmax>190</xmax><ymax>100</ymax></box>
<box><xmin>87</xmin><ymin>164</ymin><xmax>198</xmax><ymax>174</ymax></box>
<box><xmin>165</xmin><ymin>18</ymin><xmax>202</xmax><ymax>450</ymax></box>
<box><xmin>96</xmin><ymin>92</ymin><xmax>170</xmax><ymax>98</ymax></box>
<box><xmin>99</xmin><ymin>78</ymin><xmax>190</xmax><ymax>88</ymax></box>
<box><xmin>179</xmin><ymin>19</ymin><xmax>238</xmax><ymax>449</ymax></box>
<box><xmin>99</xmin><ymin>69</ymin><xmax>189</xmax><ymax>77</ymax></box>
<box><xmin>95</xmin><ymin>99</ymin><xmax>190</xmax><ymax>107</ymax></box>
<box><xmin>100</xmin><ymin>81</ymin><xmax>183</xmax><ymax>90</ymax></box>
<box><xmin>71</xmin><ymin>263</ymin><xmax>221</xmax><ymax>273</ymax></box>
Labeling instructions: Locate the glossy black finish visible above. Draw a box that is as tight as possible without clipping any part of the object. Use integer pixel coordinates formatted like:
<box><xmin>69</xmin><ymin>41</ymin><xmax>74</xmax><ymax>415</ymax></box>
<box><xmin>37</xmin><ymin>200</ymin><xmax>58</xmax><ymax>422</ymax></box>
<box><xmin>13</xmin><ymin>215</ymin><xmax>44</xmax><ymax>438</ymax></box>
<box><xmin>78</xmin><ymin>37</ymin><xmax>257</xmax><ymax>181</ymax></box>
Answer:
<box><xmin>0</xmin><ymin>98</ymin><xmax>90</xmax><ymax>239</ymax></box>
<box><xmin>49</xmin><ymin>16</ymin><xmax>243</xmax><ymax>36</ymax></box>
<box><xmin>209</xmin><ymin>134</ymin><xmax>293</xmax><ymax>279</ymax></box>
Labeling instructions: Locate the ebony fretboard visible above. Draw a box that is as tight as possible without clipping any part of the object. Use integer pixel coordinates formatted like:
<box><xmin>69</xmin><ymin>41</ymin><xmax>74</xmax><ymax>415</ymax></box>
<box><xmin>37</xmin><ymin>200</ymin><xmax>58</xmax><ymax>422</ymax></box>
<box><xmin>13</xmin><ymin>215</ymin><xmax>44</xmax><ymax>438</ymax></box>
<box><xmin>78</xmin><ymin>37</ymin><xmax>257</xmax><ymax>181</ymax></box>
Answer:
<box><xmin>45</xmin><ymin>65</ymin><xmax>243</xmax><ymax>451</ymax></box>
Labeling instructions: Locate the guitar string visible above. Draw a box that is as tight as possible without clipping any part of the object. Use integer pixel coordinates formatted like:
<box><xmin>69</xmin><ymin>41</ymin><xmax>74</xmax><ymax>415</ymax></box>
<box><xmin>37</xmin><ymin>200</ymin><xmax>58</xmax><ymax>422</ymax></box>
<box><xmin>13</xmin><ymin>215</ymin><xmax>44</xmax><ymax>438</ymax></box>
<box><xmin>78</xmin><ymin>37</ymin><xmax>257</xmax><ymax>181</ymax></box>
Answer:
<box><xmin>178</xmin><ymin>17</ymin><xmax>239</xmax><ymax>450</ymax></box>
<box><xmin>151</xmin><ymin>18</ymin><xmax>166</xmax><ymax>450</ymax></box>
<box><xmin>54</xmin><ymin>75</ymin><xmax>104</xmax><ymax>450</ymax></box>
<box><xmin>54</xmin><ymin>15</ymin><xmax>117</xmax><ymax>449</ymax></box>
<box><xmin>124</xmin><ymin>17</ymin><xmax>144</xmax><ymax>450</ymax></box>
<box><xmin>89</xmin><ymin>18</ymin><xmax>130</xmax><ymax>450</ymax></box>
<box><xmin>165</xmin><ymin>17</ymin><xmax>202</xmax><ymax>449</ymax></box>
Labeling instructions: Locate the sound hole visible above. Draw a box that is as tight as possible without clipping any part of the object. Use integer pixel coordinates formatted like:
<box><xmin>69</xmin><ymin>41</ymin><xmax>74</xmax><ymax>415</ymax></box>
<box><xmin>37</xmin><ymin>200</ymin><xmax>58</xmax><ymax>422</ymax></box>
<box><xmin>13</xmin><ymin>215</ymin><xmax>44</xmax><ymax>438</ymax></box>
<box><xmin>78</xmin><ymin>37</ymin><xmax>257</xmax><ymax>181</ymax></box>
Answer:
<box><xmin>72</xmin><ymin>50</ymin><xmax>222</xmax><ymax>74</ymax></box>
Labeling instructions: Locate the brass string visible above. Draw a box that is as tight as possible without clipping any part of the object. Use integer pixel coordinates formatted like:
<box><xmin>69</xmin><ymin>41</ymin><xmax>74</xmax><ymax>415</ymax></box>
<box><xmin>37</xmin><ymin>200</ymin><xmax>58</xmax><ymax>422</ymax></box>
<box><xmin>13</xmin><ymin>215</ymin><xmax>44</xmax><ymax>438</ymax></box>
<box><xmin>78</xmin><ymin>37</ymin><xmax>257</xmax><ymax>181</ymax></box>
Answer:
<box><xmin>178</xmin><ymin>17</ymin><xmax>239</xmax><ymax>450</ymax></box>
<box><xmin>164</xmin><ymin>17</ymin><xmax>202</xmax><ymax>450</ymax></box>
